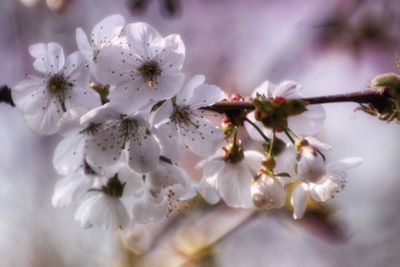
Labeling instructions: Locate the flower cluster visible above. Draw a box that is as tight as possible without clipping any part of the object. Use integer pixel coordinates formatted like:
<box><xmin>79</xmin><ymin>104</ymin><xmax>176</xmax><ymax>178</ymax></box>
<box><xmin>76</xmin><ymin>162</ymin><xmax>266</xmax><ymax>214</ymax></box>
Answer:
<box><xmin>12</xmin><ymin>14</ymin><xmax>362</xmax><ymax>231</ymax></box>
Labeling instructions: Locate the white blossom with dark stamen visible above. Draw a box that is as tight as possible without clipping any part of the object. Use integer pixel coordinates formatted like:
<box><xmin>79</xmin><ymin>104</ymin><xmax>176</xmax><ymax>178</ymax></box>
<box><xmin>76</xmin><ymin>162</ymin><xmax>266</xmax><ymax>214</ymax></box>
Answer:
<box><xmin>152</xmin><ymin>75</ymin><xmax>225</xmax><ymax>160</ymax></box>
<box><xmin>95</xmin><ymin>22</ymin><xmax>185</xmax><ymax>114</ymax></box>
<box><xmin>76</xmin><ymin>14</ymin><xmax>125</xmax><ymax>74</ymax></box>
<box><xmin>12</xmin><ymin>42</ymin><xmax>101</xmax><ymax>135</ymax></box>
<box><xmin>81</xmin><ymin>104</ymin><xmax>160</xmax><ymax>174</ymax></box>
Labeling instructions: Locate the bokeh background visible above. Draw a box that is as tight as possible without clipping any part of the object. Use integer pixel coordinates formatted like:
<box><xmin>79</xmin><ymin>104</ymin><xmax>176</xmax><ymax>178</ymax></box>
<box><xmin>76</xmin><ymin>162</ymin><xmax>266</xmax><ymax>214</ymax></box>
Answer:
<box><xmin>1</xmin><ymin>0</ymin><xmax>400</xmax><ymax>266</ymax></box>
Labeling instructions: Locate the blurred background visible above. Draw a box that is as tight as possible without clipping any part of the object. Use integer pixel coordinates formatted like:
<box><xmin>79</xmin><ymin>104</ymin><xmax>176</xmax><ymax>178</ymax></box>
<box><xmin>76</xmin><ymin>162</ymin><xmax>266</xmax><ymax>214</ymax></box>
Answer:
<box><xmin>1</xmin><ymin>0</ymin><xmax>400</xmax><ymax>266</ymax></box>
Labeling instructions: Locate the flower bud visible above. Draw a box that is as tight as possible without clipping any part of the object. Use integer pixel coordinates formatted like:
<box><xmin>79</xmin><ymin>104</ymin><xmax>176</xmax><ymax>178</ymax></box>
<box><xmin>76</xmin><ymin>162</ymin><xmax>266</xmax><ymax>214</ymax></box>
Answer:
<box><xmin>251</xmin><ymin>174</ymin><xmax>286</xmax><ymax>209</ymax></box>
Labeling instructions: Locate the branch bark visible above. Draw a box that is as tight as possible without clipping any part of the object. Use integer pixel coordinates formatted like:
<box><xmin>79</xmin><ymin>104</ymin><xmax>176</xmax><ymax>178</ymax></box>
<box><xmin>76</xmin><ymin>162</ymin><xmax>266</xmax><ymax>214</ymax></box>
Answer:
<box><xmin>203</xmin><ymin>89</ymin><xmax>387</xmax><ymax>113</ymax></box>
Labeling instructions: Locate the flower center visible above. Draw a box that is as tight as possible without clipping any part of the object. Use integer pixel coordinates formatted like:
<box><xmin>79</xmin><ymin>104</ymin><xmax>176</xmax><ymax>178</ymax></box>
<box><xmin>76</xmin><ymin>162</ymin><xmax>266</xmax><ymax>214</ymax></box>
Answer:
<box><xmin>137</xmin><ymin>60</ymin><xmax>162</xmax><ymax>89</ymax></box>
<box><xmin>170</xmin><ymin>105</ymin><xmax>197</xmax><ymax>127</ymax></box>
<box><xmin>47</xmin><ymin>73</ymin><xmax>73</xmax><ymax>111</ymax></box>
<box><xmin>103</xmin><ymin>174</ymin><xmax>126</xmax><ymax>197</ymax></box>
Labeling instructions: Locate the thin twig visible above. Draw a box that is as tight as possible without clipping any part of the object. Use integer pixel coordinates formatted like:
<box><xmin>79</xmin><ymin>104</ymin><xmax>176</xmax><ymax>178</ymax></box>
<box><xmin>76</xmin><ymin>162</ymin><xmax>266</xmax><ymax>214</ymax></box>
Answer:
<box><xmin>203</xmin><ymin>89</ymin><xmax>387</xmax><ymax>113</ymax></box>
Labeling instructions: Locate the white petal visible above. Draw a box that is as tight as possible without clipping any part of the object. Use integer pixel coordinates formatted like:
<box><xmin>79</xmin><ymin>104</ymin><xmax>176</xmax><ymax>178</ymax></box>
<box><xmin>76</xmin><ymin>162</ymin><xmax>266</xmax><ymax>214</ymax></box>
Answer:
<box><xmin>290</xmin><ymin>183</ymin><xmax>309</xmax><ymax>219</ymax></box>
<box><xmin>152</xmin><ymin>71</ymin><xmax>184</xmax><ymax>101</ymax></box>
<box><xmin>153</xmin><ymin>122</ymin><xmax>180</xmax><ymax>162</ymax></box>
<box><xmin>274</xmin><ymin>145</ymin><xmax>297</xmax><ymax>180</ymax></box>
<box><xmin>125</xmin><ymin>22</ymin><xmax>164</xmax><ymax>59</ymax></box>
<box><xmin>326</xmin><ymin>157</ymin><xmax>363</xmax><ymax>173</ymax></box>
<box><xmin>128</xmin><ymin>127</ymin><xmax>160</xmax><ymax>173</ymax></box>
<box><xmin>75</xmin><ymin>27</ymin><xmax>93</xmax><ymax>63</ymax></box>
<box><xmin>86</xmin><ymin>121</ymin><xmax>124</xmax><ymax>170</ymax></box>
<box><xmin>288</xmin><ymin>104</ymin><xmax>325</xmax><ymax>136</ymax></box>
<box><xmin>273</xmin><ymin>80</ymin><xmax>302</xmax><ymax>99</ymax></box>
<box><xmin>196</xmin><ymin>179</ymin><xmax>221</xmax><ymax>205</ymax></box>
<box><xmin>176</xmin><ymin>75</ymin><xmax>205</xmax><ymax>105</ymax></box>
<box><xmin>24</xmin><ymin>93</ymin><xmax>64</xmax><ymax>135</ymax></box>
<box><xmin>309</xmin><ymin>176</ymin><xmax>341</xmax><ymax>202</ymax></box>
<box><xmin>145</xmin><ymin>161</ymin><xmax>181</xmax><ymax>190</ymax></box>
<box><xmin>57</xmin><ymin>107</ymin><xmax>88</xmax><ymax>137</ymax></box>
<box><xmin>201</xmin><ymin>157</ymin><xmax>225</xmax><ymax>178</ymax></box>
<box><xmin>243</xmin><ymin>150</ymin><xmax>264</xmax><ymax>174</ymax></box>
<box><xmin>132</xmin><ymin>189</ymin><xmax>167</xmax><ymax>223</ymax></box>
<box><xmin>12</xmin><ymin>76</ymin><xmax>47</xmax><ymax>114</ymax></box>
<box><xmin>29</xmin><ymin>42</ymin><xmax>65</xmax><ymax>74</ymax></box>
<box><xmin>64</xmin><ymin>86</ymin><xmax>101</xmax><ymax>112</ymax></box>
<box><xmin>91</xmin><ymin>14</ymin><xmax>125</xmax><ymax>49</ymax></box>
<box><xmin>217</xmin><ymin>162</ymin><xmax>254</xmax><ymax>208</ymax></box>
<box><xmin>187</xmin><ymin>84</ymin><xmax>225</xmax><ymax>109</ymax></box>
<box><xmin>297</xmin><ymin>146</ymin><xmax>326</xmax><ymax>183</ymax></box>
<box><xmin>107</xmin><ymin>80</ymin><xmax>151</xmax><ymax>114</ymax></box>
<box><xmin>51</xmin><ymin>172</ymin><xmax>92</xmax><ymax>208</ymax></box>
<box><xmin>53</xmin><ymin>133</ymin><xmax>85</xmax><ymax>175</ymax></box>
<box><xmin>95</xmin><ymin>44</ymin><xmax>140</xmax><ymax>84</ymax></box>
<box><xmin>251</xmin><ymin>80</ymin><xmax>274</xmax><ymax>98</ymax></box>
<box><xmin>151</xmin><ymin>100</ymin><xmax>173</xmax><ymax>127</ymax></box>
<box><xmin>305</xmin><ymin>136</ymin><xmax>332</xmax><ymax>151</ymax></box>
<box><xmin>80</xmin><ymin>103</ymin><xmax>121</xmax><ymax>125</ymax></box>
<box><xmin>63</xmin><ymin>51</ymin><xmax>90</xmax><ymax>87</ymax></box>
<box><xmin>157</xmin><ymin>34</ymin><xmax>185</xmax><ymax>71</ymax></box>
<box><xmin>180</xmin><ymin>117</ymin><xmax>223</xmax><ymax>156</ymax></box>
<box><xmin>75</xmin><ymin>193</ymin><xmax>130</xmax><ymax>230</ymax></box>
<box><xmin>251</xmin><ymin>175</ymin><xmax>286</xmax><ymax>209</ymax></box>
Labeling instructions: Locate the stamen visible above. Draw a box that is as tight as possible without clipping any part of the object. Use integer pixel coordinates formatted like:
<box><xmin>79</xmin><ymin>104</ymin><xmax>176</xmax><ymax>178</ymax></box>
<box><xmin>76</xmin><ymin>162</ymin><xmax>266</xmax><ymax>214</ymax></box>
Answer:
<box><xmin>47</xmin><ymin>73</ymin><xmax>72</xmax><ymax>111</ymax></box>
<box><xmin>137</xmin><ymin>60</ymin><xmax>162</xmax><ymax>89</ymax></box>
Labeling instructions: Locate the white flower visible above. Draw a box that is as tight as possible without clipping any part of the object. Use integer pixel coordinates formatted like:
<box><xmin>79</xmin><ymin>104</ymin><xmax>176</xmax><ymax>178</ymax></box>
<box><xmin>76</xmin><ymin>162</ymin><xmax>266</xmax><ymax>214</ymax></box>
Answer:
<box><xmin>290</xmin><ymin>157</ymin><xmax>362</xmax><ymax>219</ymax></box>
<box><xmin>152</xmin><ymin>75</ymin><xmax>225</xmax><ymax>160</ymax></box>
<box><xmin>251</xmin><ymin>174</ymin><xmax>286</xmax><ymax>209</ymax></box>
<box><xmin>76</xmin><ymin>14</ymin><xmax>125</xmax><ymax>74</ymax></box>
<box><xmin>74</xmin><ymin>174</ymin><xmax>130</xmax><ymax>230</ymax></box>
<box><xmin>12</xmin><ymin>42</ymin><xmax>101</xmax><ymax>135</ymax></box>
<box><xmin>132</xmin><ymin>159</ymin><xmax>196</xmax><ymax>223</ymax></box>
<box><xmin>198</xmin><ymin>149</ymin><xmax>263</xmax><ymax>209</ymax></box>
<box><xmin>244</xmin><ymin>80</ymin><xmax>325</xmax><ymax>141</ymax></box>
<box><xmin>95</xmin><ymin>22</ymin><xmax>185</xmax><ymax>114</ymax></box>
<box><xmin>81</xmin><ymin>104</ymin><xmax>160</xmax><ymax>173</ymax></box>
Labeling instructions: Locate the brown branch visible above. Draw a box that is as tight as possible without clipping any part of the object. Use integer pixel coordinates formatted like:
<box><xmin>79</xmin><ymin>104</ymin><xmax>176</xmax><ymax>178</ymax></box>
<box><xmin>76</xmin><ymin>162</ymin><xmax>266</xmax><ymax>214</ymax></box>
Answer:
<box><xmin>203</xmin><ymin>89</ymin><xmax>387</xmax><ymax>113</ymax></box>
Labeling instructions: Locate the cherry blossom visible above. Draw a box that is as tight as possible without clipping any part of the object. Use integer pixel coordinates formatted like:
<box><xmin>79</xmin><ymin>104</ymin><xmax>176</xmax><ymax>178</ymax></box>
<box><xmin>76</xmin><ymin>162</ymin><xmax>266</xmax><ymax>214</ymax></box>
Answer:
<box><xmin>81</xmin><ymin>104</ymin><xmax>160</xmax><ymax>173</ymax></box>
<box><xmin>152</xmin><ymin>75</ymin><xmax>225</xmax><ymax>160</ymax></box>
<box><xmin>12</xmin><ymin>43</ymin><xmax>100</xmax><ymax>135</ymax></box>
<box><xmin>95</xmin><ymin>22</ymin><xmax>185</xmax><ymax>114</ymax></box>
